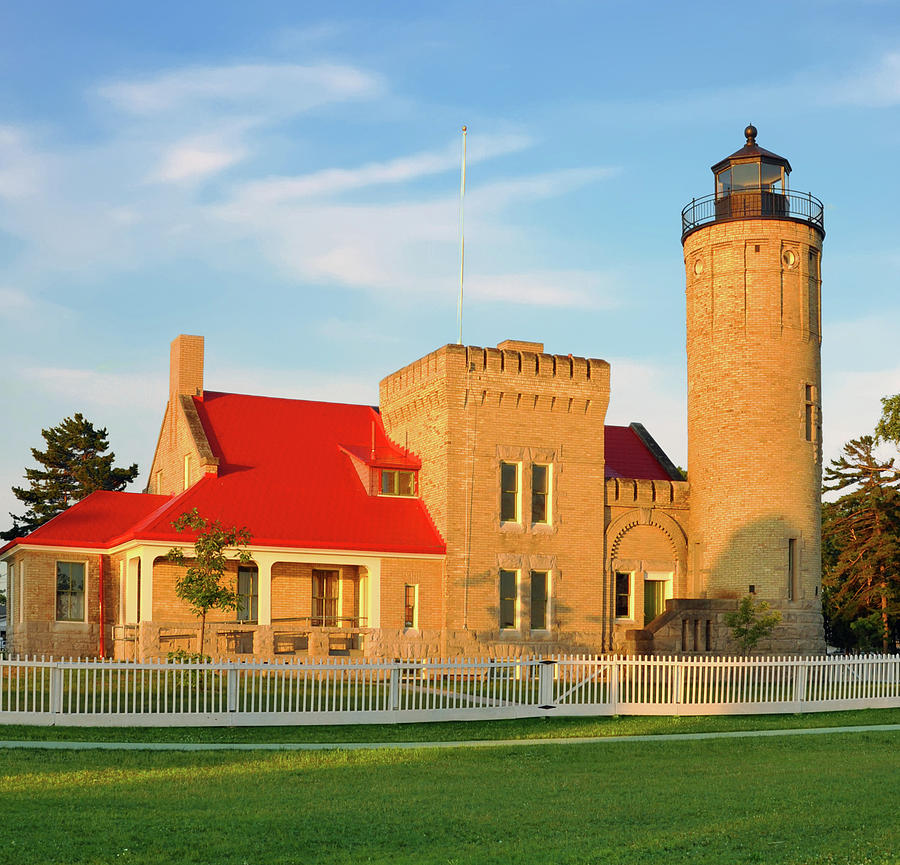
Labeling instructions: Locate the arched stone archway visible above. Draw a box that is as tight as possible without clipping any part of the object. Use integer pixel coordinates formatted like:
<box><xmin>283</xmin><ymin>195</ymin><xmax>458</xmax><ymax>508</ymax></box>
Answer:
<box><xmin>606</xmin><ymin>510</ymin><xmax>688</xmax><ymax>630</ymax></box>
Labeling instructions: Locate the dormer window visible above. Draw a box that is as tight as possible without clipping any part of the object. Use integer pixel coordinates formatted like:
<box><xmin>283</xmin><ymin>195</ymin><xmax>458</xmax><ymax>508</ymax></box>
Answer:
<box><xmin>381</xmin><ymin>469</ymin><xmax>416</xmax><ymax>496</ymax></box>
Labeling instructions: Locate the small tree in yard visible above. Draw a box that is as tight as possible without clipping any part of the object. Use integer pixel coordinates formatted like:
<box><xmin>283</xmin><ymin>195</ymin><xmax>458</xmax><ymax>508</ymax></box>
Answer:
<box><xmin>167</xmin><ymin>509</ymin><xmax>252</xmax><ymax>657</ymax></box>
<box><xmin>724</xmin><ymin>595</ymin><xmax>782</xmax><ymax>654</ymax></box>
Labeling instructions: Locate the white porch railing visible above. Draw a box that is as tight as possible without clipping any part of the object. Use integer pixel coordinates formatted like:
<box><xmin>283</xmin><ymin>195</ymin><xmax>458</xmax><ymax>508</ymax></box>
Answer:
<box><xmin>1</xmin><ymin>654</ymin><xmax>898</xmax><ymax>727</ymax></box>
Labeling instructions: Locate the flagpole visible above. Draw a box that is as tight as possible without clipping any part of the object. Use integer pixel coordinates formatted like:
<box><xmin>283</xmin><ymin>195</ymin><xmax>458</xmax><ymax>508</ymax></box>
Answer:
<box><xmin>457</xmin><ymin>125</ymin><xmax>467</xmax><ymax>345</ymax></box>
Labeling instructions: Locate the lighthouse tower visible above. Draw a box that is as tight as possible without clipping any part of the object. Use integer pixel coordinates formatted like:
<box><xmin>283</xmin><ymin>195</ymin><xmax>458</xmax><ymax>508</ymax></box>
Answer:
<box><xmin>682</xmin><ymin>126</ymin><xmax>826</xmax><ymax>652</ymax></box>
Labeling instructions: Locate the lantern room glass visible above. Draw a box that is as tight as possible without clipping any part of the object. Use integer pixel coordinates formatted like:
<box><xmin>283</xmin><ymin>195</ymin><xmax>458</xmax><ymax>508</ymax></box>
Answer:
<box><xmin>716</xmin><ymin>160</ymin><xmax>785</xmax><ymax>198</ymax></box>
<box><xmin>761</xmin><ymin>161</ymin><xmax>785</xmax><ymax>192</ymax></box>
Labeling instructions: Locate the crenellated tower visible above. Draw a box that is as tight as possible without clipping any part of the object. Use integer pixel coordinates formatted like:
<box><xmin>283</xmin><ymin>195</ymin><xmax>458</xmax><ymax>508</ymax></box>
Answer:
<box><xmin>380</xmin><ymin>340</ymin><xmax>613</xmax><ymax>655</ymax></box>
<box><xmin>682</xmin><ymin>125</ymin><xmax>826</xmax><ymax>652</ymax></box>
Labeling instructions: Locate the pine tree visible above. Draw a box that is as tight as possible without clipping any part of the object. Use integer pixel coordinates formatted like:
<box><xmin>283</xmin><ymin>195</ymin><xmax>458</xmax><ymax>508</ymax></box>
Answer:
<box><xmin>2</xmin><ymin>414</ymin><xmax>139</xmax><ymax>541</ymax></box>
<box><xmin>822</xmin><ymin>435</ymin><xmax>900</xmax><ymax>652</ymax></box>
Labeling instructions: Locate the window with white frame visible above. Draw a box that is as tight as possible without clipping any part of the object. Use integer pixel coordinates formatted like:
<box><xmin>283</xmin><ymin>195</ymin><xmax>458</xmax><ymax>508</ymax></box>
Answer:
<box><xmin>56</xmin><ymin>561</ymin><xmax>86</xmax><ymax>622</ymax></box>
<box><xmin>530</xmin><ymin>570</ymin><xmax>549</xmax><ymax>630</ymax></box>
<box><xmin>499</xmin><ymin>569</ymin><xmax>518</xmax><ymax>629</ymax></box>
<box><xmin>500</xmin><ymin>462</ymin><xmax>520</xmax><ymax>522</ymax></box>
<box><xmin>404</xmin><ymin>584</ymin><xmax>418</xmax><ymax>629</ymax></box>
<box><xmin>237</xmin><ymin>566</ymin><xmax>259</xmax><ymax>623</ymax></box>
<box><xmin>532</xmin><ymin>464</ymin><xmax>551</xmax><ymax>524</ymax></box>
<box><xmin>615</xmin><ymin>571</ymin><xmax>632</xmax><ymax>619</ymax></box>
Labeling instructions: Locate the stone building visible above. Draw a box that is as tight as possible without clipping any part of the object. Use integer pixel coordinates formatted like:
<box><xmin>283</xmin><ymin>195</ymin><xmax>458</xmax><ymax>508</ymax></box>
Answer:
<box><xmin>0</xmin><ymin>127</ymin><xmax>827</xmax><ymax>659</ymax></box>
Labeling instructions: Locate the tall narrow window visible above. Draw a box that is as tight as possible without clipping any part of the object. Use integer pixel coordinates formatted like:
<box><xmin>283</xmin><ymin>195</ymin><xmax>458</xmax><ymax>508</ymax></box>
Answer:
<box><xmin>805</xmin><ymin>385</ymin><xmax>816</xmax><ymax>442</ymax></box>
<box><xmin>56</xmin><ymin>561</ymin><xmax>85</xmax><ymax>622</ymax></box>
<box><xmin>788</xmin><ymin>539</ymin><xmax>798</xmax><ymax>601</ymax></box>
<box><xmin>237</xmin><ymin>566</ymin><xmax>258</xmax><ymax>623</ymax></box>
<box><xmin>183</xmin><ymin>454</ymin><xmax>191</xmax><ymax>491</ymax></box>
<box><xmin>532</xmin><ymin>464</ymin><xmax>550</xmax><ymax>524</ymax></box>
<box><xmin>312</xmin><ymin>569</ymin><xmax>340</xmax><ymax>627</ymax></box>
<box><xmin>530</xmin><ymin>570</ymin><xmax>548</xmax><ymax>630</ymax></box>
<box><xmin>500</xmin><ymin>462</ymin><xmax>520</xmax><ymax>522</ymax></box>
<box><xmin>499</xmin><ymin>569</ymin><xmax>518</xmax><ymax>629</ymax></box>
<box><xmin>808</xmin><ymin>249</ymin><xmax>820</xmax><ymax>336</ymax></box>
<box><xmin>404</xmin><ymin>584</ymin><xmax>418</xmax><ymax>629</ymax></box>
<box><xmin>7</xmin><ymin>564</ymin><xmax>15</xmax><ymax>625</ymax></box>
<box><xmin>615</xmin><ymin>572</ymin><xmax>631</xmax><ymax>619</ymax></box>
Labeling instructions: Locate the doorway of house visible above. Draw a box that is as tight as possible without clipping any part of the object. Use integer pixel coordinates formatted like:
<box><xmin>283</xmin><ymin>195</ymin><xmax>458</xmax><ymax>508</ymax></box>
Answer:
<box><xmin>643</xmin><ymin>572</ymin><xmax>672</xmax><ymax>624</ymax></box>
<box><xmin>312</xmin><ymin>569</ymin><xmax>340</xmax><ymax>626</ymax></box>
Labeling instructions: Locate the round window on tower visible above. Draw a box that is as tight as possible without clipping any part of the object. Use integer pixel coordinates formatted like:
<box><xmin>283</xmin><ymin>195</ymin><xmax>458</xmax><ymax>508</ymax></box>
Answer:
<box><xmin>693</xmin><ymin>259</ymin><xmax>704</xmax><ymax>276</ymax></box>
<box><xmin>782</xmin><ymin>249</ymin><xmax>797</xmax><ymax>268</ymax></box>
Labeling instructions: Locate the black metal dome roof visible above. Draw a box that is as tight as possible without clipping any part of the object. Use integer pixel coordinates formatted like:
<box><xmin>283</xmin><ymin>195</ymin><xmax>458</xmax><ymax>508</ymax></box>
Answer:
<box><xmin>711</xmin><ymin>124</ymin><xmax>792</xmax><ymax>174</ymax></box>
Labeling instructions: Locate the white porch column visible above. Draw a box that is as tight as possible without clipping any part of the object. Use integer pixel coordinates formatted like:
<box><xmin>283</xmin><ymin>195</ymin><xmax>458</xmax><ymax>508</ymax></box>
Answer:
<box><xmin>125</xmin><ymin>557</ymin><xmax>140</xmax><ymax>624</ymax></box>
<box><xmin>254</xmin><ymin>555</ymin><xmax>274</xmax><ymax>626</ymax></box>
<box><xmin>365</xmin><ymin>559</ymin><xmax>381</xmax><ymax>629</ymax></box>
<box><xmin>138</xmin><ymin>551</ymin><xmax>156</xmax><ymax>623</ymax></box>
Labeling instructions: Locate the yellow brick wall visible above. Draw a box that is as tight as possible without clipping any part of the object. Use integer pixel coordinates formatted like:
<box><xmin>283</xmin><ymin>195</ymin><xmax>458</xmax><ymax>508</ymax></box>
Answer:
<box><xmin>380</xmin><ymin>557</ymin><xmax>443</xmax><ymax>631</ymax></box>
<box><xmin>6</xmin><ymin>549</ymin><xmax>107</xmax><ymax>657</ymax></box>
<box><xmin>380</xmin><ymin>342</ymin><xmax>615</xmax><ymax>653</ymax></box>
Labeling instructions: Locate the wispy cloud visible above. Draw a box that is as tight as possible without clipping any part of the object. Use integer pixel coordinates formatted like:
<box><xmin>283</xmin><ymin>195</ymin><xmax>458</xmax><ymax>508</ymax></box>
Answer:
<box><xmin>97</xmin><ymin>63</ymin><xmax>380</xmax><ymax>118</ymax></box>
<box><xmin>0</xmin><ymin>126</ymin><xmax>48</xmax><ymax>200</ymax></box>
<box><xmin>154</xmin><ymin>138</ymin><xmax>246</xmax><ymax>183</ymax></box>
<box><xmin>0</xmin><ymin>286</ymin><xmax>74</xmax><ymax>327</ymax></box>
<box><xmin>466</xmin><ymin>270</ymin><xmax>621</xmax><ymax>308</ymax></box>
<box><xmin>0</xmin><ymin>61</ymin><xmax>617</xmax><ymax>314</ymax></box>
<box><xmin>829</xmin><ymin>52</ymin><xmax>900</xmax><ymax>107</ymax></box>
<box><xmin>20</xmin><ymin>367</ymin><xmax>166</xmax><ymax>409</ymax></box>
<box><xmin>0</xmin><ymin>286</ymin><xmax>34</xmax><ymax>317</ymax></box>
<box><xmin>208</xmin><ymin>365</ymin><xmax>377</xmax><ymax>405</ymax></box>
<box><xmin>210</xmin><ymin>164</ymin><xmax>617</xmax><ymax>306</ymax></box>
<box><xmin>235</xmin><ymin>132</ymin><xmax>532</xmax><ymax>203</ymax></box>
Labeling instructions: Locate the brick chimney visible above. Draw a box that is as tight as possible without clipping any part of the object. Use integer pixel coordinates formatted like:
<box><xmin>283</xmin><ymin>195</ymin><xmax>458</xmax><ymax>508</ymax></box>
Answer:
<box><xmin>497</xmin><ymin>339</ymin><xmax>544</xmax><ymax>353</ymax></box>
<box><xmin>169</xmin><ymin>334</ymin><xmax>204</xmax><ymax>399</ymax></box>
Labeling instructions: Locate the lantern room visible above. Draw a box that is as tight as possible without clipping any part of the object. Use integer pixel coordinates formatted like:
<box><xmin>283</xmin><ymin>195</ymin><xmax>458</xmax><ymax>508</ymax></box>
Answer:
<box><xmin>712</xmin><ymin>124</ymin><xmax>791</xmax><ymax>196</ymax></box>
<box><xmin>711</xmin><ymin>124</ymin><xmax>792</xmax><ymax>221</ymax></box>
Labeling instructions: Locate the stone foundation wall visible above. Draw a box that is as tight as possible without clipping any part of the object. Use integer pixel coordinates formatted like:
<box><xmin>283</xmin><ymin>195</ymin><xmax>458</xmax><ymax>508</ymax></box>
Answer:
<box><xmin>623</xmin><ymin>598</ymin><xmax>826</xmax><ymax>656</ymax></box>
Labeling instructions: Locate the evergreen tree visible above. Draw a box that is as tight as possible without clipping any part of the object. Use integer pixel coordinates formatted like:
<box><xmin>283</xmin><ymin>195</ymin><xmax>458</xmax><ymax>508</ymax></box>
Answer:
<box><xmin>2</xmin><ymin>414</ymin><xmax>139</xmax><ymax>540</ymax></box>
<box><xmin>822</xmin><ymin>435</ymin><xmax>900</xmax><ymax>652</ymax></box>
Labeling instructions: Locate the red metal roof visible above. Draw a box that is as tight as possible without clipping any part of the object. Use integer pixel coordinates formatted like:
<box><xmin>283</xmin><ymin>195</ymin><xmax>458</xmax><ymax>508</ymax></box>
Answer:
<box><xmin>134</xmin><ymin>392</ymin><xmax>445</xmax><ymax>555</ymax></box>
<box><xmin>0</xmin><ymin>491</ymin><xmax>170</xmax><ymax>554</ymax></box>
<box><xmin>604</xmin><ymin>425</ymin><xmax>675</xmax><ymax>480</ymax></box>
<box><xmin>2</xmin><ymin>394</ymin><xmax>676</xmax><ymax>557</ymax></box>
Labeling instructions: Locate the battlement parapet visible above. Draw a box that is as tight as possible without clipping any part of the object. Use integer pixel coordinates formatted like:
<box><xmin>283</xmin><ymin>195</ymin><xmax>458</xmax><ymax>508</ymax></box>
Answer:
<box><xmin>606</xmin><ymin>477</ymin><xmax>691</xmax><ymax>508</ymax></box>
<box><xmin>380</xmin><ymin>342</ymin><xmax>610</xmax><ymax>403</ymax></box>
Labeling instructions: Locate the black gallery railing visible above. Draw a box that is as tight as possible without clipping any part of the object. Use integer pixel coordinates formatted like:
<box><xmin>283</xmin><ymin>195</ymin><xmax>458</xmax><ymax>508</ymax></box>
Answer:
<box><xmin>682</xmin><ymin>189</ymin><xmax>825</xmax><ymax>239</ymax></box>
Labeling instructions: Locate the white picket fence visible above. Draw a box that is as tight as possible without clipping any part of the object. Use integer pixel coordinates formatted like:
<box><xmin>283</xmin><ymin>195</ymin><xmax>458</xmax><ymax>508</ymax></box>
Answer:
<box><xmin>1</xmin><ymin>653</ymin><xmax>898</xmax><ymax>726</ymax></box>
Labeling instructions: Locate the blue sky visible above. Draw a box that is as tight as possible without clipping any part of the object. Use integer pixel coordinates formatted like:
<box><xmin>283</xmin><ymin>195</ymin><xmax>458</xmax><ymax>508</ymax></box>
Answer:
<box><xmin>2</xmin><ymin>0</ymin><xmax>900</xmax><ymax>532</ymax></box>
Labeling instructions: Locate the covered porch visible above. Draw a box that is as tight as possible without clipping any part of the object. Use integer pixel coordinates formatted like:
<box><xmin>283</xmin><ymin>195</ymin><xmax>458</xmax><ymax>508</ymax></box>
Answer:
<box><xmin>113</xmin><ymin>544</ymin><xmax>383</xmax><ymax>660</ymax></box>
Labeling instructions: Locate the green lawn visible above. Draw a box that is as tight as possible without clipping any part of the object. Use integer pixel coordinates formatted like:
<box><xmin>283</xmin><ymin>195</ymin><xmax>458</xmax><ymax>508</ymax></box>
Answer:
<box><xmin>1</xmin><ymin>706</ymin><xmax>900</xmax><ymax>744</ymax></box>
<box><xmin>1</xmin><ymin>730</ymin><xmax>898</xmax><ymax>864</ymax></box>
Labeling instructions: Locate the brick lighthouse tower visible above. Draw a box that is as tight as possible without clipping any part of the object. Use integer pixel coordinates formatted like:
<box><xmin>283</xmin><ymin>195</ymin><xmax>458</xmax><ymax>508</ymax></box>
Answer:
<box><xmin>681</xmin><ymin>125</ymin><xmax>826</xmax><ymax>652</ymax></box>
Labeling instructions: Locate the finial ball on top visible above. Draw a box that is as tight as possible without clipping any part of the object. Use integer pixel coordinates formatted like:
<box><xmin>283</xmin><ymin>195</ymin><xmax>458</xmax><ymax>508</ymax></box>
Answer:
<box><xmin>744</xmin><ymin>124</ymin><xmax>758</xmax><ymax>145</ymax></box>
